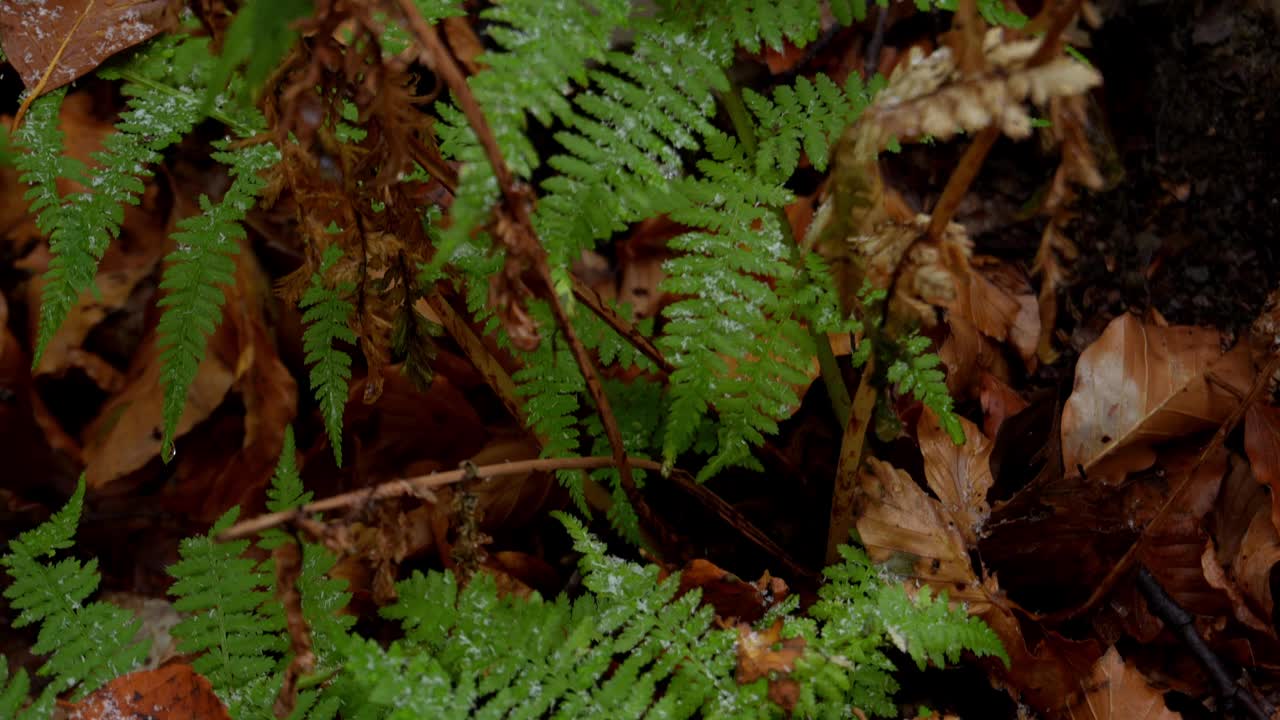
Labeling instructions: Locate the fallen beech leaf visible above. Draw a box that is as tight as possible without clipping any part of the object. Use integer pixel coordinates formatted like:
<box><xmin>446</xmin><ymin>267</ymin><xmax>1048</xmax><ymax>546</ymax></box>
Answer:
<box><xmin>66</xmin><ymin>663</ymin><xmax>230</xmax><ymax>720</ymax></box>
<box><xmin>1244</xmin><ymin>402</ymin><xmax>1280</xmax><ymax>532</ymax></box>
<box><xmin>1132</xmin><ymin>448</ymin><xmax>1231</xmax><ymax>631</ymax></box>
<box><xmin>1067</xmin><ymin>647</ymin><xmax>1180</xmax><ymax>720</ymax></box>
<box><xmin>0</xmin><ymin>0</ymin><xmax>180</xmax><ymax>93</ymax></box>
<box><xmin>918</xmin><ymin>409</ymin><xmax>995</xmax><ymax>545</ymax></box>
<box><xmin>855</xmin><ymin>457</ymin><xmax>978</xmax><ymax>600</ymax></box>
<box><xmin>1206</xmin><ymin>454</ymin><xmax>1280</xmax><ymax>631</ymax></box>
<box><xmin>1061</xmin><ymin>314</ymin><xmax>1252</xmax><ymax>484</ymax></box>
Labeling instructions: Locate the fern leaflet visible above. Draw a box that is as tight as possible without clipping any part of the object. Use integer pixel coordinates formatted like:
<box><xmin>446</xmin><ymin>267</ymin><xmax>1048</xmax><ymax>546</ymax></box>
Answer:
<box><xmin>168</xmin><ymin>507</ymin><xmax>288</xmax><ymax>718</ymax></box>
<box><xmin>155</xmin><ymin>140</ymin><xmax>277</xmax><ymax>460</ymax></box>
<box><xmin>886</xmin><ymin>333</ymin><xmax>965</xmax><ymax>444</ymax></box>
<box><xmin>300</xmin><ymin>244</ymin><xmax>358</xmax><ymax>467</ymax></box>
<box><xmin>28</xmin><ymin>40</ymin><xmax>210</xmax><ymax>366</ymax></box>
<box><xmin>0</xmin><ymin>477</ymin><xmax>148</xmax><ymax>701</ymax></box>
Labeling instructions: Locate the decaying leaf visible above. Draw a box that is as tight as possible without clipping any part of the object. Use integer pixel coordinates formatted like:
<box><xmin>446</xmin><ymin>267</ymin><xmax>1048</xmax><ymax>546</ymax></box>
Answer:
<box><xmin>1066</xmin><ymin>647</ymin><xmax>1180</xmax><ymax>720</ymax></box>
<box><xmin>1060</xmin><ymin>314</ymin><xmax>1253</xmax><ymax>484</ymax></box>
<box><xmin>853</xmin><ymin>457</ymin><xmax>1102</xmax><ymax>713</ymax></box>
<box><xmin>918</xmin><ymin>409</ymin><xmax>995</xmax><ymax>545</ymax></box>
<box><xmin>0</xmin><ymin>0</ymin><xmax>180</xmax><ymax>94</ymax></box>
<box><xmin>65</xmin><ymin>663</ymin><xmax>230</xmax><ymax>720</ymax></box>
<box><xmin>1244</xmin><ymin>402</ymin><xmax>1280</xmax><ymax>532</ymax></box>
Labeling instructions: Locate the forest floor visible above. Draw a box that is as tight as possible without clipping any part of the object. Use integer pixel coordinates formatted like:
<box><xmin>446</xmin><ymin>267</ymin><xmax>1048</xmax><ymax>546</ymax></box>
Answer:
<box><xmin>3</xmin><ymin>0</ymin><xmax>1280</xmax><ymax>718</ymax></box>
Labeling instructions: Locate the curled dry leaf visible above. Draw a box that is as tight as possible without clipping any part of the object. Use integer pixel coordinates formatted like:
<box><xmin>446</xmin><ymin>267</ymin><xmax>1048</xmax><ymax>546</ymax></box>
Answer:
<box><xmin>918</xmin><ymin>408</ymin><xmax>995</xmax><ymax>545</ymax></box>
<box><xmin>1067</xmin><ymin>647</ymin><xmax>1180</xmax><ymax>720</ymax></box>
<box><xmin>855</xmin><ymin>457</ymin><xmax>979</xmax><ymax>599</ymax></box>
<box><xmin>1060</xmin><ymin>314</ymin><xmax>1253</xmax><ymax>484</ymax></box>
<box><xmin>674</xmin><ymin>558</ymin><xmax>789</xmax><ymax>624</ymax></box>
<box><xmin>1205</xmin><ymin>454</ymin><xmax>1280</xmax><ymax>632</ymax></box>
<box><xmin>0</xmin><ymin>0</ymin><xmax>180</xmax><ymax>93</ymax></box>
<box><xmin>66</xmin><ymin>663</ymin><xmax>230</xmax><ymax>720</ymax></box>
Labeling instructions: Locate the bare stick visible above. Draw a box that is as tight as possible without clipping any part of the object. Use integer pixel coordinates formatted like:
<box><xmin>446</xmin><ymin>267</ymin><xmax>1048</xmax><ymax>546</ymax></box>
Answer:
<box><xmin>219</xmin><ymin>455</ymin><xmax>664</xmax><ymax>541</ymax></box>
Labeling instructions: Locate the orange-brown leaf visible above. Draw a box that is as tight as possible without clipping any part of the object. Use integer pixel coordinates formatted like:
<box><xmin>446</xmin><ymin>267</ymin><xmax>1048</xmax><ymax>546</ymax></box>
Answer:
<box><xmin>1060</xmin><ymin>314</ymin><xmax>1252</xmax><ymax>484</ymax></box>
<box><xmin>0</xmin><ymin>0</ymin><xmax>180</xmax><ymax>93</ymax></box>
<box><xmin>66</xmin><ymin>664</ymin><xmax>230</xmax><ymax>720</ymax></box>
<box><xmin>1067</xmin><ymin>647</ymin><xmax>1180</xmax><ymax>720</ymax></box>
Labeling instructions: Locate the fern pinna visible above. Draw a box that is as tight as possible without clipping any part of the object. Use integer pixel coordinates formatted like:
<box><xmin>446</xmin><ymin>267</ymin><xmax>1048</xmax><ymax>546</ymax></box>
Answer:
<box><xmin>299</xmin><ymin>245</ymin><xmax>358</xmax><ymax>467</ymax></box>
<box><xmin>17</xmin><ymin>36</ymin><xmax>213</xmax><ymax>367</ymax></box>
<box><xmin>0</xmin><ymin>478</ymin><xmax>149</xmax><ymax>714</ymax></box>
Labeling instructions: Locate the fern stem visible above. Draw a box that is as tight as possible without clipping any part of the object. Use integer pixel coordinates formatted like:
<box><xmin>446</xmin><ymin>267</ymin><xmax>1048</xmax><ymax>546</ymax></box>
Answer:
<box><xmin>721</xmin><ymin>84</ymin><xmax>853</xmax><ymax>427</ymax></box>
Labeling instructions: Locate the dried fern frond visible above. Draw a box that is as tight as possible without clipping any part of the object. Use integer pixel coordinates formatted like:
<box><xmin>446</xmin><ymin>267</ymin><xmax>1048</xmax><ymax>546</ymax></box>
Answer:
<box><xmin>868</xmin><ymin>29</ymin><xmax>1102</xmax><ymax>144</ymax></box>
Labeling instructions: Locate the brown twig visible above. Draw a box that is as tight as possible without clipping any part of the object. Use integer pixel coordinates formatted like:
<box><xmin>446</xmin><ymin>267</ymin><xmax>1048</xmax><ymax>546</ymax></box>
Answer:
<box><xmin>570</xmin><ymin>276</ymin><xmax>675</xmax><ymax>376</ymax></box>
<box><xmin>394</xmin><ymin>0</ymin><xmax>674</xmax><ymax>555</ymax></box>
<box><xmin>219</xmin><ymin>455</ymin><xmax>665</xmax><ymax>541</ymax></box>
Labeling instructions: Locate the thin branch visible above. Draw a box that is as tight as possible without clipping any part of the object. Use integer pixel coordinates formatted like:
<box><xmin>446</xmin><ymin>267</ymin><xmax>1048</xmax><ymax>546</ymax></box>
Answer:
<box><xmin>219</xmin><ymin>455</ymin><xmax>665</xmax><ymax>541</ymax></box>
<box><xmin>1136</xmin><ymin>566</ymin><xmax>1274</xmax><ymax>720</ymax></box>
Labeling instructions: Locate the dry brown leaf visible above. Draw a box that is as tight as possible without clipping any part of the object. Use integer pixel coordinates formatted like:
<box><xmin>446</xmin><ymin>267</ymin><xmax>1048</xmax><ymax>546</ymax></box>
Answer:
<box><xmin>1067</xmin><ymin>647</ymin><xmax>1181</xmax><ymax>720</ymax></box>
<box><xmin>66</xmin><ymin>663</ymin><xmax>230</xmax><ymax>720</ymax></box>
<box><xmin>978</xmin><ymin>372</ymin><xmax>1029</xmax><ymax>437</ymax></box>
<box><xmin>855</xmin><ymin>457</ymin><xmax>980</xmax><ymax>600</ymax></box>
<box><xmin>1206</xmin><ymin>454</ymin><xmax>1280</xmax><ymax>632</ymax></box>
<box><xmin>1060</xmin><ymin>314</ymin><xmax>1253</xmax><ymax>484</ymax></box>
<box><xmin>869</xmin><ymin>29</ymin><xmax>1102</xmax><ymax>145</ymax></box>
<box><xmin>0</xmin><ymin>0</ymin><xmax>180</xmax><ymax>93</ymax></box>
<box><xmin>1244</xmin><ymin>402</ymin><xmax>1280</xmax><ymax>532</ymax></box>
<box><xmin>674</xmin><ymin>558</ymin><xmax>787</xmax><ymax>624</ymax></box>
<box><xmin>80</xmin><ymin>324</ymin><xmax>236</xmax><ymax>491</ymax></box>
<box><xmin>854</xmin><ymin>457</ymin><xmax>1103</xmax><ymax>713</ymax></box>
<box><xmin>918</xmin><ymin>409</ymin><xmax>994</xmax><ymax>545</ymax></box>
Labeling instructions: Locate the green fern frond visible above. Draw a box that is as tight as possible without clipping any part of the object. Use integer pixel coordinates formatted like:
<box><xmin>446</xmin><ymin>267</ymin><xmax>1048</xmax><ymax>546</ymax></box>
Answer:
<box><xmin>788</xmin><ymin>542</ymin><xmax>1007</xmax><ymax>718</ymax></box>
<box><xmin>0</xmin><ymin>477</ymin><xmax>148</xmax><ymax>701</ymax></box>
<box><xmin>925</xmin><ymin>0</ymin><xmax>1028</xmax><ymax>27</ymax></box>
<box><xmin>30</xmin><ymin>44</ymin><xmax>211</xmax><ymax>367</ymax></box>
<box><xmin>0</xmin><ymin>658</ymin><xmax>29</xmax><ymax>719</ymax></box>
<box><xmin>430</xmin><ymin>0</ymin><xmax>631</xmax><ymax>271</ymax></box>
<box><xmin>205</xmin><ymin>0</ymin><xmax>312</xmax><ymax>110</ymax></box>
<box><xmin>300</xmin><ymin>245</ymin><xmax>358</xmax><ymax>467</ymax></box>
<box><xmin>168</xmin><ymin>507</ymin><xmax>288</xmax><ymax>718</ymax></box>
<box><xmin>12</xmin><ymin>89</ymin><xmax>86</xmax><ymax>234</ymax></box>
<box><xmin>156</xmin><ymin>140</ymin><xmax>278</xmax><ymax>461</ymax></box>
<box><xmin>658</xmin><ymin>135</ymin><xmax>816</xmax><ymax>480</ymax></box>
<box><xmin>677</xmin><ymin>0</ymin><xmax>826</xmax><ymax>52</ymax></box>
<box><xmin>743</xmin><ymin>72</ymin><xmax>880</xmax><ymax>182</ymax></box>
<box><xmin>350</xmin><ymin>513</ymin><xmax>763</xmax><ymax>719</ymax></box>
<box><xmin>885</xmin><ymin>333</ymin><xmax>964</xmax><ymax>444</ymax></box>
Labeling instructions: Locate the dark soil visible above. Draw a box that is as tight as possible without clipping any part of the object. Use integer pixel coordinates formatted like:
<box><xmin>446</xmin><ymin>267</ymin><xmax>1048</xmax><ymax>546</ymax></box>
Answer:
<box><xmin>1069</xmin><ymin>0</ymin><xmax>1280</xmax><ymax>347</ymax></box>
